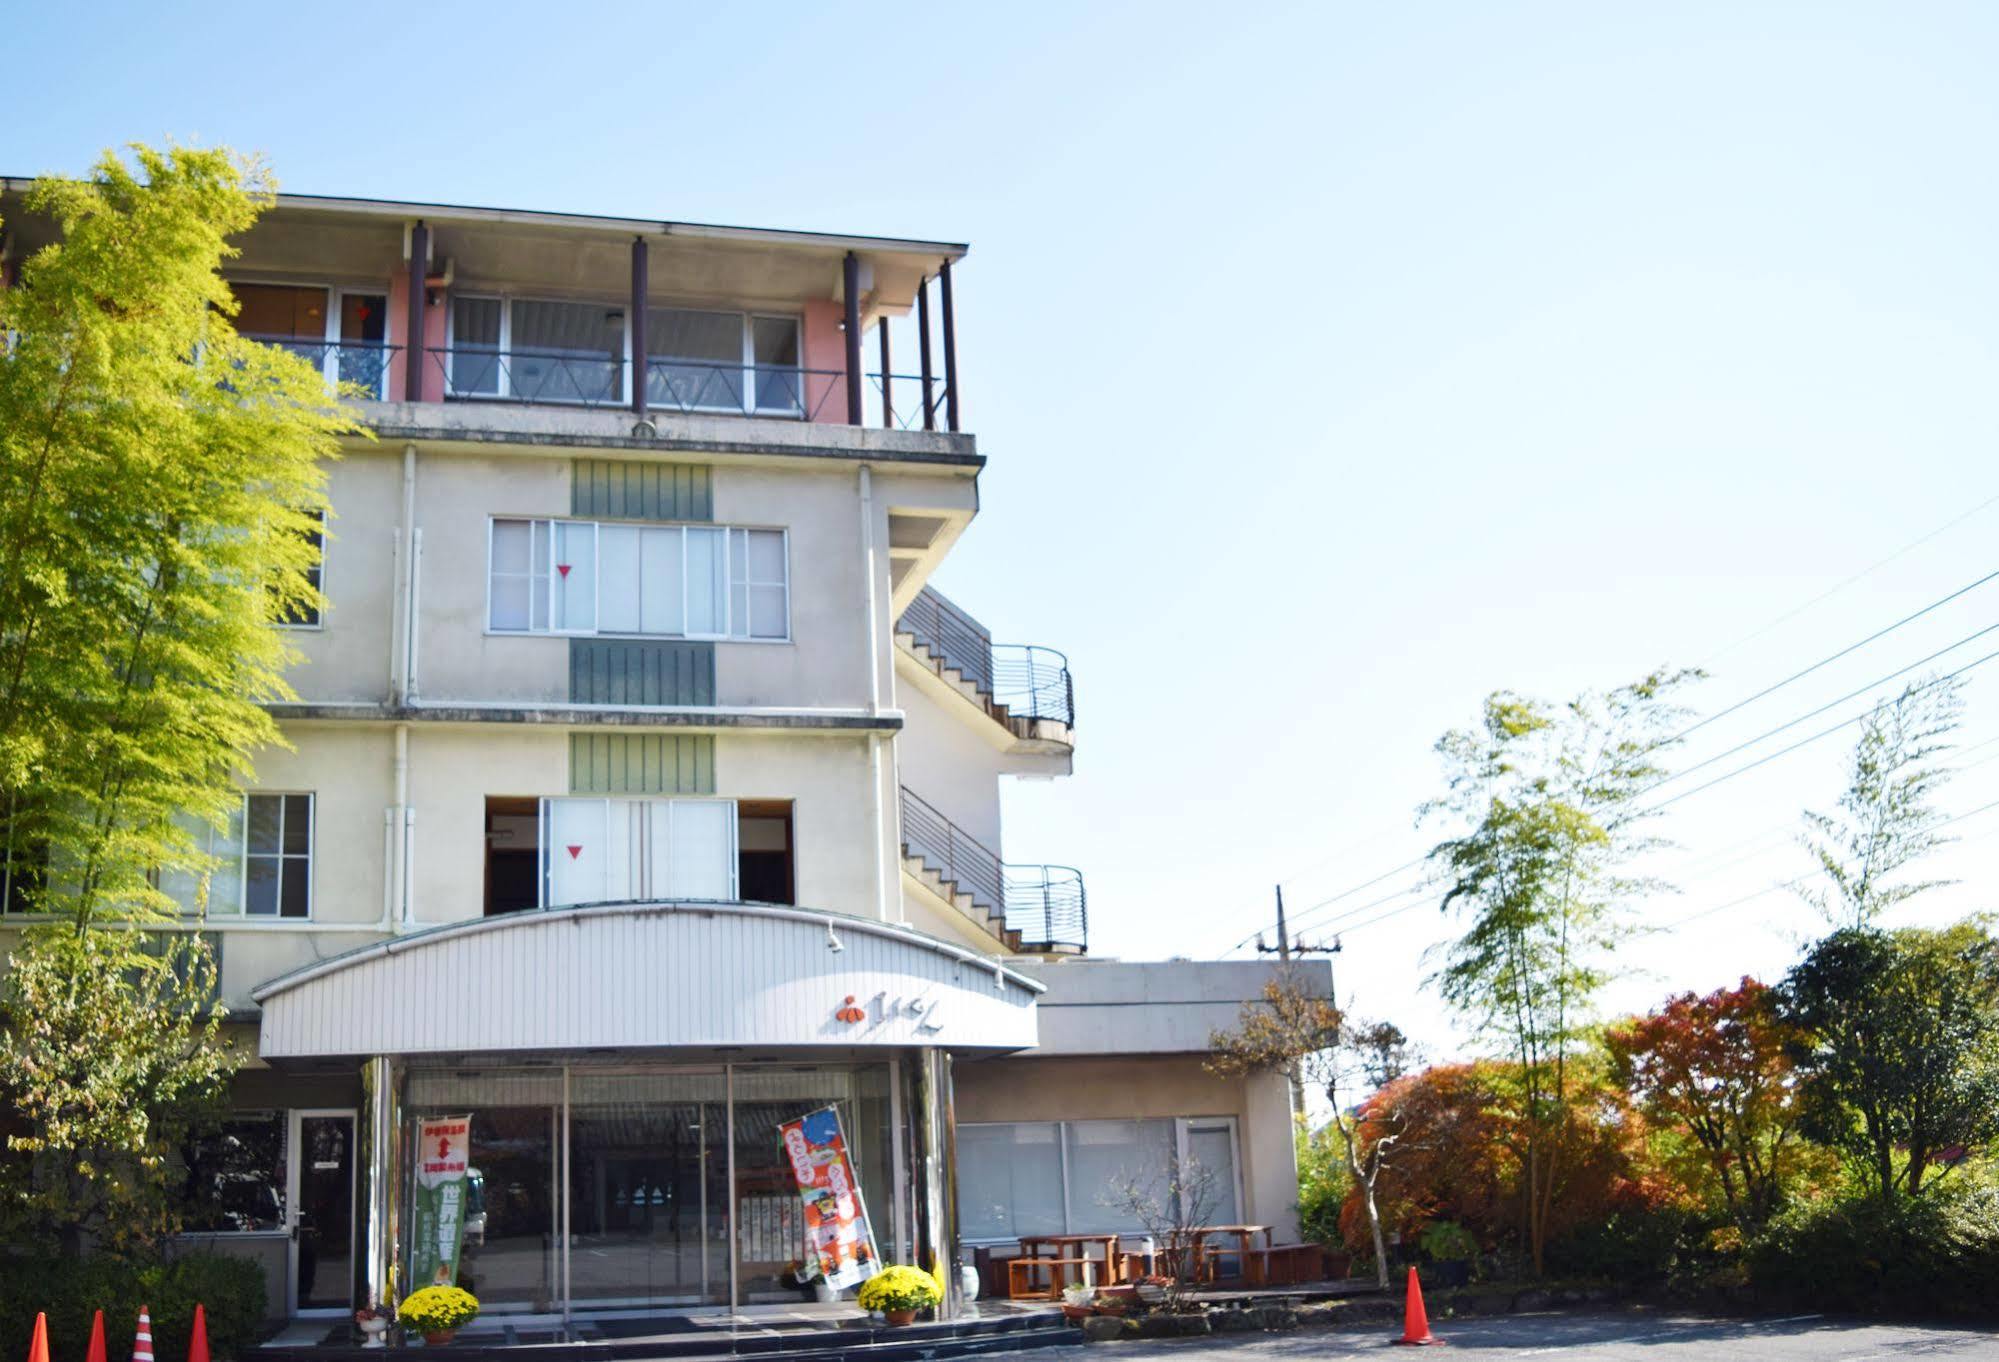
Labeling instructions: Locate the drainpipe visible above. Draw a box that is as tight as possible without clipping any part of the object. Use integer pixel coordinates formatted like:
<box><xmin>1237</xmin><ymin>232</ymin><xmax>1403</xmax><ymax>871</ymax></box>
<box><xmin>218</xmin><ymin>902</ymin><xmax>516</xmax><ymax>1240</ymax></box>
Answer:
<box><xmin>859</xmin><ymin>466</ymin><xmax>896</xmax><ymax>922</ymax></box>
<box><xmin>394</xmin><ymin>724</ymin><xmax>412</xmax><ymax>928</ymax></box>
<box><xmin>406</xmin><ymin>527</ymin><xmax>424</xmax><ymax>701</ymax></box>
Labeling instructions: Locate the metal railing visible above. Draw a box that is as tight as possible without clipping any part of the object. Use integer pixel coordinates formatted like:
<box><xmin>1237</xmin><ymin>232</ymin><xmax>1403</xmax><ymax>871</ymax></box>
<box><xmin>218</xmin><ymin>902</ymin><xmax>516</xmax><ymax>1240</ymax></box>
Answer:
<box><xmin>899</xmin><ymin>787</ymin><xmax>1087</xmax><ymax>953</ymax></box>
<box><xmin>899</xmin><ymin>586</ymin><xmax>995</xmax><ymax>695</ymax></box>
<box><xmin>242</xmin><ymin>336</ymin><xmax>398</xmax><ymax>399</ymax></box>
<box><xmin>993</xmin><ymin>644</ymin><xmax>1075</xmax><ymax>728</ymax></box>
<box><xmin>898</xmin><ymin>587</ymin><xmax>1075</xmax><ymax>728</ymax></box>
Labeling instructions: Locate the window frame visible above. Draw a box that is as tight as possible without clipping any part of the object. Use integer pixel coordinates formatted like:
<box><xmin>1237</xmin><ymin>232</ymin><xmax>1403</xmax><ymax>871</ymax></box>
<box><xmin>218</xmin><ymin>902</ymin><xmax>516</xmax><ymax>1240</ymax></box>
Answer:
<box><xmin>953</xmin><ymin>1116</ymin><xmax>1245</xmax><ymax>1246</ymax></box>
<box><xmin>275</xmin><ymin>509</ymin><xmax>328</xmax><ymax>631</ymax></box>
<box><xmin>486</xmin><ymin>516</ymin><xmax>791</xmax><ymax>644</ymax></box>
<box><xmin>241</xmin><ymin>791</ymin><xmax>315</xmax><ymax>921</ymax></box>
<box><xmin>226</xmin><ymin>279</ymin><xmax>392</xmax><ymax>399</ymax></box>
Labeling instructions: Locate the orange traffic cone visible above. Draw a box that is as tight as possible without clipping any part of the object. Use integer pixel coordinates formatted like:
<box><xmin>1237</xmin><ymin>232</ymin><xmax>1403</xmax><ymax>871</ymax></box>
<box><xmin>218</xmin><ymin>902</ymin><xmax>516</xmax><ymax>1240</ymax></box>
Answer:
<box><xmin>84</xmin><ymin>1310</ymin><xmax>107</xmax><ymax>1362</ymax></box>
<box><xmin>133</xmin><ymin>1307</ymin><xmax>154</xmax><ymax>1362</ymax></box>
<box><xmin>186</xmin><ymin>1305</ymin><xmax>209</xmax><ymax>1362</ymax></box>
<box><xmin>1392</xmin><ymin>1266</ymin><xmax>1442</xmax><ymax>1346</ymax></box>
<box><xmin>26</xmin><ymin>1312</ymin><xmax>49</xmax><ymax>1362</ymax></box>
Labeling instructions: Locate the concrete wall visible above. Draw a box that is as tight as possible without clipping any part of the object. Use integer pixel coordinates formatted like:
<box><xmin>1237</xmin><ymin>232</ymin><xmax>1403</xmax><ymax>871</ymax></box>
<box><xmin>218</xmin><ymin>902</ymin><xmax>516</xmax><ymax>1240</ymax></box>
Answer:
<box><xmin>894</xmin><ymin>678</ymin><xmax>1006</xmax><ymax>855</ymax></box>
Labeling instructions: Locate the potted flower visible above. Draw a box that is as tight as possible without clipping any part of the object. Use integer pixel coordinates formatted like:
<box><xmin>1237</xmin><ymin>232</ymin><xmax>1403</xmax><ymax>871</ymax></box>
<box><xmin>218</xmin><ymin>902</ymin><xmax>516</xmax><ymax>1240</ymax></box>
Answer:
<box><xmin>353</xmin><ymin>1306</ymin><xmax>392</xmax><ymax>1348</ymax></box>
<box><xmin>398</xmin><ymin>1285</ymin><xmax>480</xmax><ymax>1345</ymax></box>
<box><xmin>857</xmin><ymin>1265</ymin><xmax>943</xmax><ymax>1326</ymax></box>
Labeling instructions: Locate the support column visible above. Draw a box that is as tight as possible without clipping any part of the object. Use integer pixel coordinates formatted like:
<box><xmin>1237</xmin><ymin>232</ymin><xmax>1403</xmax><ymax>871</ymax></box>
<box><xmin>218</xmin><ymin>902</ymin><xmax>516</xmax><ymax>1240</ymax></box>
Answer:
<box><xmin>359</xmin><ymin>1055</ymin><xmax>403</xmax><ymax>1309</ymax></box>
<box><xmin>917</xmin><ymin>276</ymin><xmax>936</xmax><ymax>431</ymax></box>
<box><xmin>939</xmin><ymin>257</ymin><xmax>959</xmax><ymax>433</ymax></box>
<box><xmin>630</xmin><ymin>237</ymin><xmax>649</xmax><ymax>419</ymax></box>
<box><xmin>878</xmin><ymin>318</ymin><xmax>893</xmax><ymax>429</ymax></box>
<box><xmin>403</xmin><ymin>222</ymin><xmax>428</xmax><ymax>402</ymax></box>
<box><xmin>843</xmin><ymin>251</ymin><xmax>863</xmax><ymax>425</ymax></box>
<box><xmin>908</xmin><ymin>1048</ymin><xmax>961</xmax><ymax>1319</ymax></box>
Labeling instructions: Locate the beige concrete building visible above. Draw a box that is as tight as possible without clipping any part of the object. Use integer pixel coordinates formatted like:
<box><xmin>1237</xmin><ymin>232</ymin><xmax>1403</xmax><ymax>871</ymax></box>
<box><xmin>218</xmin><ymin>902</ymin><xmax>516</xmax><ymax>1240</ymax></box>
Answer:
<box><xmin>0</xmin><ymin>186</ymin><xmax>1316</xmax><ymax>1324</ymax></box>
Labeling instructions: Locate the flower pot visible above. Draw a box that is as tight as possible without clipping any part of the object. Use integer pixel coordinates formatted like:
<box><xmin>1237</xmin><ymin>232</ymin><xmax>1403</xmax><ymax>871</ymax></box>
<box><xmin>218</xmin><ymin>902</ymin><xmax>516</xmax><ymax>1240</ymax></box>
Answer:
<box><xmin>883</xmin><ymin>1308</ymin><xmax>917</xmax><ymax>1327</ymax></box>
<box><xmin>422</xmin><ymin>1330</ymin><xmax>457</xmax><ymax>1346</ymax></box>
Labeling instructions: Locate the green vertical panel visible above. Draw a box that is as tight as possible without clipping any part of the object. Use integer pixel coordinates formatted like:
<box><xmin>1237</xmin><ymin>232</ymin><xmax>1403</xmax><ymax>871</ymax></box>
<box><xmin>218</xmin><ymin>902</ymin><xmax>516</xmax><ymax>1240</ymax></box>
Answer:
<box><xmin>572</xmin><ymin>460</ymin><xmax>712</xmax><ymax>522</ymax></box>
<box><xmin>568</xmin><ymin>640</ymin><xmax>714</xmax><ymax>705</ymax></box>
<box><xmin>568</xmin><ymin>734</ymin><xmax>716</xmax><ymax>795</ymax></box>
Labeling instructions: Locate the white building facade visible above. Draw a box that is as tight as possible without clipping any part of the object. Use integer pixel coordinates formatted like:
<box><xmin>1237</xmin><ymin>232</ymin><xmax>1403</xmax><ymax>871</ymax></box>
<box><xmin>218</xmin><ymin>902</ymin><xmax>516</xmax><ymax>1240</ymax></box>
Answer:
<box><xmin>0</xmin><ymin>187</ymin><xmax>1315</xmax><ymax>1322</ymax></box>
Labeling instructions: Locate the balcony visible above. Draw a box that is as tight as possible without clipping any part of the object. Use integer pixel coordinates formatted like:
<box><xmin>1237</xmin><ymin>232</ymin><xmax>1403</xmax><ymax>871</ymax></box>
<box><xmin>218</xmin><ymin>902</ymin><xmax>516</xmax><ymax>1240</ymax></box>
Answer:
<box><xmin>896</xmin><ymin>586</ymin><xmax>1073</xmax><ymax>748</ymax></box>
<box><xmin>900</xmin><ymin>787</ymin><xmax>1086</xmax><ymax>955</ymax></box>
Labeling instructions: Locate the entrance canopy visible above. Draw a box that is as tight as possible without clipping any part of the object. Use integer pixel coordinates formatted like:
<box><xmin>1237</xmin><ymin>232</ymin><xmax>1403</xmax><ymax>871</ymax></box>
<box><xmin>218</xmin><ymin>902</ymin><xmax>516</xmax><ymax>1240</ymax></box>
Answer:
<box><xmin>252</xmin><ymin>901</ymin><xmax>1042</xmax><ymax>1060</ymax></box>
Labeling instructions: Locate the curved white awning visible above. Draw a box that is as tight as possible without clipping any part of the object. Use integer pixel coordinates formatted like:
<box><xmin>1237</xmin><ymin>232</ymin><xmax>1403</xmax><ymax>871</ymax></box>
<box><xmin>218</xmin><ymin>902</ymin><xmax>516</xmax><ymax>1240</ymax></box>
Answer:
<box><xmin>252</xmin><ymin>902</ymin><xmax>1041</xmax><ymax>1060</ymax></box>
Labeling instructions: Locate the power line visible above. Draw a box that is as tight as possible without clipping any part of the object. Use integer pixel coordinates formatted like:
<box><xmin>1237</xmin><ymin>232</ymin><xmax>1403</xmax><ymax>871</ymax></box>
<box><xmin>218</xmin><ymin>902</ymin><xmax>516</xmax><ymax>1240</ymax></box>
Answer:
<box><xmin>1670</xmin><ymin>567</ymin><xmax>1999</xmax><ymax>747</ymax></box>
<box><xmin>1701</xmin><ymin>489</ymin><xmax>1999</xmax><ymax>666</ymax></box>
<box><xmin>1640</xmin><ymin>624</ymin><xmax>1999</xmax><ymax>800</ymax></box>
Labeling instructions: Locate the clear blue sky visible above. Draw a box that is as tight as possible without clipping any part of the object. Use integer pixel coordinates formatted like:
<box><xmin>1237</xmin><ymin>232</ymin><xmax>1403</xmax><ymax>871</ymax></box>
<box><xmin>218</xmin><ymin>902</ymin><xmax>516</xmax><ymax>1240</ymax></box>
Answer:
<box><xmin>13</xmin><ymin>1</ymin><xmax>1999</xmax><ymax>1058</ymax></box>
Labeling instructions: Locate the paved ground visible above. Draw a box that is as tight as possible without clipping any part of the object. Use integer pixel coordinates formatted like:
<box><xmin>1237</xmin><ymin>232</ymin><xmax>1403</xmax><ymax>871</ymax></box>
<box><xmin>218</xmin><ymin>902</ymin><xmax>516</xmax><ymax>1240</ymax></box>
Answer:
<box><xmin>1020</xmin><ymin>1310</ymin><xmax>1999</xmax><ymax>1359</ymax></box>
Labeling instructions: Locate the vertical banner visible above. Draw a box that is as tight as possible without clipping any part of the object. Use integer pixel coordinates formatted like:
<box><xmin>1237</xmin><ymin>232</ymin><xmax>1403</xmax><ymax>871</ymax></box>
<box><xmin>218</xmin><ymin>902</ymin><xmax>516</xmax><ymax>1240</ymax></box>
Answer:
<box><xmin>780</xmin><ymin>1106</ymin><xmax>881</xmax><ymax>1289</ymax></box>
<box><xmin>409</xmin><ymin>1115</ymin><xmax>472</xmax><ymax>1288</ymax></box>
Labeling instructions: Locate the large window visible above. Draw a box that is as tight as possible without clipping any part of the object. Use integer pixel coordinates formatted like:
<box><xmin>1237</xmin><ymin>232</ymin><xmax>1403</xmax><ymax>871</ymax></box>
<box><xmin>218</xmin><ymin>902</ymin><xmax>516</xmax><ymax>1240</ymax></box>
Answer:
<box><xmin>490</xmin><ymin>519</ymin><xmax>788</xmax><ymax>641</ymax></box>
<box><xmin>276</xmin><ymin>510</ymin><xmax>327</xmax><ymax>629</ymax></box>
<box><xmin>180</xmin><ymin>1112</ymin><xmax>287</xmax><ymax>1232</ymax></box>
<box><xmin>955</xmin><ymin>1117</ymin><xmax>1241</xmax><ymax>1244</ymax></box>
<box><xmin>644</xmin><ymin>308</ymin><xmax>802</xmax><ymax>415</ymax></box>
<box><xmin>540</xmin><ymin>796</ymin><xmax>738</xmax><ymax>908</ymax></box>
<box><xmin>449</xmin><ymin>297</ymin><xmax>624</xmax><ymax>404</ymax></box>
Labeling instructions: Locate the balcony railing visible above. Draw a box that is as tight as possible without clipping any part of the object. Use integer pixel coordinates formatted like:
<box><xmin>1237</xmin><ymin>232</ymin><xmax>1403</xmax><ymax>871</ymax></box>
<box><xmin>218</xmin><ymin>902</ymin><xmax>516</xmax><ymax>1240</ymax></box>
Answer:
<box><xmin>898</xmin><ymin>586</ymin><xmax>1075</xmax><ymax>728</ymax></box>
<box><xmin>900</xmin><ymin>787</ymin><xmax>1087</xmax><ymax>953</ymax></box>
<box><xmin>243</xmin><ymin>336</ymin><xmax>397</xmax><ymax>399</ymax></box>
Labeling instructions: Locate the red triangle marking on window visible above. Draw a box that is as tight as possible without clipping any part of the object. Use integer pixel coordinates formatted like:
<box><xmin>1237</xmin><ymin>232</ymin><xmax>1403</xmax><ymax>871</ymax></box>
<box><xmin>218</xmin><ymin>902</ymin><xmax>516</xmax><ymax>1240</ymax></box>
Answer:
<box><xmin>557</xmin><ymin>563</ymin><xmax>572</xmax><ymax>578</ymax></box>
<box><xmin>567</xmin><ymin>844</ymin><xmax>583</xmax><ymax>860</ymax></box>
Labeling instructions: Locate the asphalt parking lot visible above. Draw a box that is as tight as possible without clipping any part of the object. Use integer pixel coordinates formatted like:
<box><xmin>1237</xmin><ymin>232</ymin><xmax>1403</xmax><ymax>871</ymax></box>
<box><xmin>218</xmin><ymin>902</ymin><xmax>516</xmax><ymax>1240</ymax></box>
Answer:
<box><xmin>1014</xmin><ymin>1310</ymin><xmax>1999</xmax><ymax>1359</ymax></box>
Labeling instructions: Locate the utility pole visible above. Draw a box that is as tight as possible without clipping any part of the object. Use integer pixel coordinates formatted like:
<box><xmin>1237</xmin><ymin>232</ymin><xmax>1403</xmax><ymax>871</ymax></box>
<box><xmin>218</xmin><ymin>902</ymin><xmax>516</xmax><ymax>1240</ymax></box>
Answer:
<box><xmin>1254</xmin><ymin>885</ymin><xmax>1342</xmax><ymax>1120</ymax></box>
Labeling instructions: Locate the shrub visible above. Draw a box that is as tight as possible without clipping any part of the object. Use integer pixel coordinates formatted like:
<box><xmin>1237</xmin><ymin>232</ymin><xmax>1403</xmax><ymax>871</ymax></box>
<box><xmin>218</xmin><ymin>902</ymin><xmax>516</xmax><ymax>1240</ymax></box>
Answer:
<box><xmin>856</xmin><ymin>1265</ymin><xmax>943</xmax><ymax>1314</ymax></box>
<box><xmin>0</xmin><ymin>1251</ymin><xmax>266</xmax><ymax>1362</ymax></box>
<box><xmin>1747</xmin><ymin>1183</ymin><xmax>1999</xmax><ymax>1318</ymax></box>
<box><xmin>1546</xmin><ymin>1206</ymin><xmax>1704</xmax><ymax>1284</ymax></box>
<box><xmin>1295</xmin><ymin>1123</ymin><xmax>1351</xmax><ymax>1246</ymax></box>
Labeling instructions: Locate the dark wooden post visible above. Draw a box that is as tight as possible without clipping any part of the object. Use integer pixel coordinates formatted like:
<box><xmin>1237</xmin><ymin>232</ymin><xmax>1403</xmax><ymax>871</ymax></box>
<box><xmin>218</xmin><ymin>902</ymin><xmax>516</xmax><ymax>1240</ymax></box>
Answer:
<box><xmin>917</xmin><ymin>275</ymin><xmax>935</xmax><ymax>431</ymax></box>
<box><xmin>939</xmin><ymin>257</ymin><xmax>959</xmax><ymax>433</ymax></box>
<box><xmin>878</xmin><ymin>318</ymin><xmax>893</xmax><ymax>429</ymax></box>
<box><xmin>404</xmin><ymin>220</ymin><xmax>427</xmax><ymax>400</ymax></box>
<box><xmin>843</xmin><ymin>251</ymin><xmax>863</xmax><ymax>425</ymax></box>
<box><xmin>630</xmin><ymin>236</ymin><xmax>649</xmax><ymax>418</ymax></box>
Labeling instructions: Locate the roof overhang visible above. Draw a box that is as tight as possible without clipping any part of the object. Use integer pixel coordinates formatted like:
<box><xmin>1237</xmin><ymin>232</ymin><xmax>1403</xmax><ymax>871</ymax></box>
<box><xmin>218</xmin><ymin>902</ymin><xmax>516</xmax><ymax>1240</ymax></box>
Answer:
<box><xmin>252</xmin><ymin>901</ymin><xmax>1040</xmax><ymax>1061</ymax></box>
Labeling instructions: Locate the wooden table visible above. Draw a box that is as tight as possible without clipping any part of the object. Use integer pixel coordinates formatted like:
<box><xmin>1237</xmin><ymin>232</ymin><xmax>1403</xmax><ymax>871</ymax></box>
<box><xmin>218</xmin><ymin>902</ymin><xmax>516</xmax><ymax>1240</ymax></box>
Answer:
<box><xmin>1010</xmin><ymin>1232</ymin><xmax>1124</xmax><ymax>1298</ymax></box>
<box><xmin>1169</xmin><ymin>1224</ymin><xmax>1271</xmax><ymax>1284</ymax></box>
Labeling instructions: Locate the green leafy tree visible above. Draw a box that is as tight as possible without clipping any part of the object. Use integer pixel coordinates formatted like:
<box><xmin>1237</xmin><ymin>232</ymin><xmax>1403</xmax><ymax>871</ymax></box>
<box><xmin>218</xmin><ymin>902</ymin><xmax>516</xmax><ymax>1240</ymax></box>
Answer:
<box><xmin>1209</xmin><ymin>977</ymin><xmax>1409</xmax><ymax>1289</ymax></box>
<box><xmin>1779</xmin><ymin>921</ymin><xmax>1999</xmax><ymax>1204</ymax></box>
<box><xmin>0</xmin><ymin>144</ymin><xmax>356</xmax><ymax>1252</ymax></box>
<box><xmin>1800</xmin><ymin>676</ymin><xmax>1962</xmax><ymax>930</ymax></box>
<box><xmin>1423</xmin><ymin>668</ymin><xmax>1696</xmax><ymax>1274</ymax></box>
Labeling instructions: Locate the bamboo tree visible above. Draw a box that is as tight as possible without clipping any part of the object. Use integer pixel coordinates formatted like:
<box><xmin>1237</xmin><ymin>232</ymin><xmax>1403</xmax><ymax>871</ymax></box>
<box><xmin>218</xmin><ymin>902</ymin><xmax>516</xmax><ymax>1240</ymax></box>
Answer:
<box><xmin>1421</xmin><ymin>669</ymin><xmax>1695</xmax><ymax>1275</ymax></box>
<box><xmin>0</xmin><ymin>144</ymin><xmax>358</xmax><ymax>1252</ymax></box>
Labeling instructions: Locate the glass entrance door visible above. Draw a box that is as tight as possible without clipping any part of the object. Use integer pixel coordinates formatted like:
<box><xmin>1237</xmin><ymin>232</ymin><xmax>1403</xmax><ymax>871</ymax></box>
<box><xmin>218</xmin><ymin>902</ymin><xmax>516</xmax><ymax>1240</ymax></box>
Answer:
<box><xmin>291</xmin><ymin>1111</ymin><xmax>356</xmax><ymax>1312</ymax></box>
<box><xmin>568</xmin><ymin>1071</ymin><xmax>729</xmax><ymax>1307</ymax></box>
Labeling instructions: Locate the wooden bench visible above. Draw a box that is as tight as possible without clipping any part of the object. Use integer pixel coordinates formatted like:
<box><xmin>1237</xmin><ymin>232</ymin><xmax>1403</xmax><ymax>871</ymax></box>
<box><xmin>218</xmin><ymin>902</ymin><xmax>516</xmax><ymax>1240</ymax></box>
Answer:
<box><xmin>1244</xmin><ymin>1243</ymin><xmax>1323</xmax><ymax>1286</ymax></box>
<box><xmin>1007</xmin><ymin>1255</ymin><xmax>1098</xmax><ymax>1300</ymax></box>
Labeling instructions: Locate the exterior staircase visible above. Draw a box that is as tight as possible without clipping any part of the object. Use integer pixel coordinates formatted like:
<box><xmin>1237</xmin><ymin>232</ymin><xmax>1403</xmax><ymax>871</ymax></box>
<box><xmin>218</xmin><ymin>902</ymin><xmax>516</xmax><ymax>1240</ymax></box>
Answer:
<box><xmin>895</xmin><ymin>586</ymin><xmax>1073</xmax><ymax>744</ymax></box>
<box><xmin>900</xmin><ymin>788</ymin><xmax>1086</xmax><ymax>956</ymax></box>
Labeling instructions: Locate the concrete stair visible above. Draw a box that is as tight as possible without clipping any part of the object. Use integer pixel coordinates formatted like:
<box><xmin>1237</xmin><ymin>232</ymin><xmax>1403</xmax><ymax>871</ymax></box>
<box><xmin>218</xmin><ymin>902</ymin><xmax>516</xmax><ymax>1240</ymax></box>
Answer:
<box><xmin>902</xmin><ymin>853</ymin><xmax>1019</xmax><ymax>951</ymax></box>
<box><xmin>895</xmin><ymin>631</ymin><xmax>1020</xmax><ymax>736</ymax></box>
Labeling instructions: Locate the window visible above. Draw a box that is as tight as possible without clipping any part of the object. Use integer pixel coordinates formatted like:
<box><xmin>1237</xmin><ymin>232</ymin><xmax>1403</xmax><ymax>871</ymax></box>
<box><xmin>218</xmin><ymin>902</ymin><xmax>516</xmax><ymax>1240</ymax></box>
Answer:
<box><xmin>230</xmin><ymin>283</ymin><xmax>389</xmax><ymax>398</ymax></box>
<box><xmin>489</xmin><ymin>518</ymin><xmax>789</xmax><ymax>641</ymax></box>
<box><xmin>0</xmin><ymin>801</ymin><xmax>45</xmax><ymax>916</ymax></box>
<box><xmin>180</xmin><ymin>1112</ymin><xmax>286</xmax><ymax>1232</ymax></box>
<box><xmin>276</xmin><ymin>510</ymin><xmax>326</xmax><ymax>628</ymax></box>
<box><xmin>448</xmin><ymin>297</ymin><xmax>623</xmax><ymax>404</ymax></box>
<box><xmin>156</xmin><ymin>793</ymin><xmax>306</xmax><ymax>919</ymax></box>
<box><xmin>644</xmin><ymin>308</ymin><xmax>802</xmax><ymax>415</ymax></box>
<box><xmin>954</xmin><ymin>1118</ymin><xmax>1242</xmax><ymax>1245</ymax></box>
<box><xmin>245</xmin><ymin>793</ymin><xmax>312</xmax><ymax>918</ymax></box>
<box><xmin>539</xmin><ymin>796</ymin><xmax>738</xmax><ymax>908</ymax></box>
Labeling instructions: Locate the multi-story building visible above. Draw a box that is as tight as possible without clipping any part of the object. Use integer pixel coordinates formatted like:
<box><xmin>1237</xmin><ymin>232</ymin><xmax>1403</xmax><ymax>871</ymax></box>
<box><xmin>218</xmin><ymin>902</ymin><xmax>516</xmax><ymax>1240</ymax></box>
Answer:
<box><xmin>0</xmin><ymin>185</ymin><xmax>1316</xmax><ymax>1323</ymax></box>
